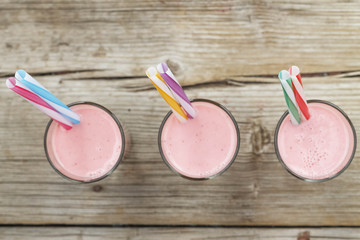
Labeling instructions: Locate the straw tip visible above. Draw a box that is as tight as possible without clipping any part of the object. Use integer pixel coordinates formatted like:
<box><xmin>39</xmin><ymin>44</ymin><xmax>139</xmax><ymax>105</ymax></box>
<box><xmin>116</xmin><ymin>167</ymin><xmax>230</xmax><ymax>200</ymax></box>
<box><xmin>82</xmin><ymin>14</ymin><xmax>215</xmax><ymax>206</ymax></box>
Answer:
<box><xmin>278</xmin><ymin>70</ymin><xmax>290</xmax><ymax>81</ymax></box>
<box><xmin>156</xmin><ymin>62</ymin><xmax>169</xmax><ymax>73</ymax></box>
<box><xmin>16</xmin><ymin>69</ymin><xmax>27</xmax><ymax>78</ymax></box>
<box><xmin>289</xmin><ymin>66</ymin><xmax>300</xmax><ymax>75</ymax></box>
<box><xmin>6</xmin><ymin>77</ymin><xmax>16</xmax><ymax>88</ymax></box>
<box><xmin>146</xmin><ymin>67</ymin><xmax>157</xmax><ymax>77</ymax></box>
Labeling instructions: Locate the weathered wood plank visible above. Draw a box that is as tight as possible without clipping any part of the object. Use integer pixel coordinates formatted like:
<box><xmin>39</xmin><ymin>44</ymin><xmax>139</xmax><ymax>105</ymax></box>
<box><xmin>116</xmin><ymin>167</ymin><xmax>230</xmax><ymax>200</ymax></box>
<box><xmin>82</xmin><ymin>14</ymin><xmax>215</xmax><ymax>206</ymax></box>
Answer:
<box><xmin>0</xmin><ymin>227</ymin><xmax>360</xmax><ymax>240</ymax></box>
<box><xmin>1</xmin><ymin>72</ymin><xmax>360</xmax><ymax>225</ymax></box>
<box><xmin>2</xmin><ymin>0</ymin><xmax>360</xmax><ymax>85</ymax></box>
<box><xmin>2</xmin><ymin>0</ymin><xmax>360</xmax><ymax>226</ymax></box>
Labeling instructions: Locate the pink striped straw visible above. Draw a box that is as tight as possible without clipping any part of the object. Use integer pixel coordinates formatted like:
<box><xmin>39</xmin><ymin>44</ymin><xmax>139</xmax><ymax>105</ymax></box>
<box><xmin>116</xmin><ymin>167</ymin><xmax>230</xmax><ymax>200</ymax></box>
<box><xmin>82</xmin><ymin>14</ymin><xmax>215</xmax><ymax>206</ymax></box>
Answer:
<box><xmin>6</xmin><ymin>77</ymin><xmax>73</xmax><ymax>130</ymax></box>
<box><xmin>156</xmin><ymin>63</ymin><xmax>196</xmax><ymax>119</ymax></box>
<box><xmin>289</xmin><ymin>66</ymin><xmax>310</xmax><ymax>120</ymax></box>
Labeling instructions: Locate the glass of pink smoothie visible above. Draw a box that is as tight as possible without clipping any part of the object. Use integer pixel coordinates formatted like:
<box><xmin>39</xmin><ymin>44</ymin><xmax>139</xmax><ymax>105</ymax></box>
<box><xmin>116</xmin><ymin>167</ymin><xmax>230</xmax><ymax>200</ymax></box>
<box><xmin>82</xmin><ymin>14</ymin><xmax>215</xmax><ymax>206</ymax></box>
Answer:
<box><xmin>158</xmin><ymin>99</ymin><xmax>240</xmax><ymax>180</ymax></box>
<box><xmin>44</xmin><ymin>102</ymin><xmax>127</xmax><ymax>183</ymax></box>
<box><xmin>274</xmin><ymin>100</ymin><xmax>356</xmax><ymax>182</ymax></box>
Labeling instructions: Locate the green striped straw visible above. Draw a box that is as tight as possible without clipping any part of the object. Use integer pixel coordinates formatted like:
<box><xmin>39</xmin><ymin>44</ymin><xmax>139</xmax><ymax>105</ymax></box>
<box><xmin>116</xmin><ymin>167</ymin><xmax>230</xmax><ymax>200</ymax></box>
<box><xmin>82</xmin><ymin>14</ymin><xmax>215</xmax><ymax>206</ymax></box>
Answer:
<box><xmin>278</xmin><ymin>70</ymin><xmax>301</xmax><ymax>125</ymax></box>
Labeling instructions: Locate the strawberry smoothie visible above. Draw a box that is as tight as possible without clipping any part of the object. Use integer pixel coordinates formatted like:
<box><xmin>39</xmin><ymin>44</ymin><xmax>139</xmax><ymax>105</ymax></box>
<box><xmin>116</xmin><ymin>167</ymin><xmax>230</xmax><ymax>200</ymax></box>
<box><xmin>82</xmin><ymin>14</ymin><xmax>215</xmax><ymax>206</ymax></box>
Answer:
<box><xmin>275</xmin><ymin>100</ymin><xmax>356</xmax><ymax>181</ymax></box>
<box><xmin>44</xmin><ymin>102</ymin><xmax>125</xmax><ymax>182</ymax></box>
<box><xmin>159</xmin><ymin>99</ymin><xmax>240</xmax><ymax>180</ymax></box>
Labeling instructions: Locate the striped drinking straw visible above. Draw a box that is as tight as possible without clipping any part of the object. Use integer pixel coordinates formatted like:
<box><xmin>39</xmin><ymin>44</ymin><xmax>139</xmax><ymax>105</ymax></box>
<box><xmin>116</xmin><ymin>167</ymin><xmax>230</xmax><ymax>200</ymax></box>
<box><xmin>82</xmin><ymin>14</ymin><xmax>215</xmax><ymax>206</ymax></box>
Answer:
<box><xmin>146</xmin><ymin>67</ymin><xmax>188</xmax><ymax>122</ymax></box>
<box><xmin>278</xmin><ymin>70</ymin><xmax>301</xmax><ymax>125</ymax></box>
<box><xmin>15</xmin><ymin>70</ymin><xmax>81</xmax><ymax>124</ymax></box>
<box><xmin>289</xmin><ymin>66</ymin><xmax>310</xmax><ymax>120</ymax></box>
<box><xmin>6</xmin><ymin>77</ymin><xmax>73</xmax><ymax>130</ymax></box>
<box><xmin>156</xmin><ymin>63</ymin><xmax>196</xmax><ymax>119</ymax></box>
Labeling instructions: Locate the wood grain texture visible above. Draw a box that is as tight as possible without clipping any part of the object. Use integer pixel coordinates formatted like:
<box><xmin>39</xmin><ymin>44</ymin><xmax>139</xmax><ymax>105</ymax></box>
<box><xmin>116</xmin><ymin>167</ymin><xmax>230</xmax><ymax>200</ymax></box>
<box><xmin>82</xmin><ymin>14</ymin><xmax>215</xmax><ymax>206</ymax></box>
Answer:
<box><xmin>1</xmin><ymin>0</ymin><xmax>360</xmax><ymax>227</ymax></box>
<box><xmin>1</xmin><ymin>227</ymin><xmax>360</xmax><ymax>240</ymax></box>
<box><xmin>1</xmin><ymin>73</ymin><xmax>360</xmax><ymax>225</ymax></box>
<box><xmin>2</xmin><ymin>0</ymin><xmax>360</xmax><ymax>84</ymax></box>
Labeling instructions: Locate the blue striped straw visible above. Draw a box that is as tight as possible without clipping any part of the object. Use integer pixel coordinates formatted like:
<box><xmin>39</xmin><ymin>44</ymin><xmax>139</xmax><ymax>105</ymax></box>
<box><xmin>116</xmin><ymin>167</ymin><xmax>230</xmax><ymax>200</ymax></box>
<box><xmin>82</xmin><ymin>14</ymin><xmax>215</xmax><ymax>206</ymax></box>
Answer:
<box><xmin>15</xmin><ymin>70</ymin><xmax>80</xmax><ymax>124</ymax></box>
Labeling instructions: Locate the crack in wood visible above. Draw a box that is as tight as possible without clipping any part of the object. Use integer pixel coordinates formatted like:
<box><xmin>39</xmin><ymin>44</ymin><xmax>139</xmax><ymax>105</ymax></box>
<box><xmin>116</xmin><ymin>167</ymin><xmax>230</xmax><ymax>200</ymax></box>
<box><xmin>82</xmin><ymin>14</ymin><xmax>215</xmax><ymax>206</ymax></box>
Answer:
<box><xmin>3</xmin><ymin>69</ymin><xmax>360</xmax><ymax>95</ymax></box>
<box><xmin>0</xmin><ymin>69</ymin><xmax>105</xmax><ymax>78</ymax></box>
<box><xmin>183</xmin><ymin>79</ymin><xmax>247</xmax><ymax>89</ymax></box>
<box><xmin>239</xmin><ymin>69</ymin><xmax>360</xmax><ymax>78</ymax></box>
<box><xmin>342</xmin><ymin>74</ymin><xmax>360</xmax><ymax>78</ymax></box>
<box><xmin>62</xmin><ymin>76</ymin><xmax>147</xmax><ymax>81</ymax></box>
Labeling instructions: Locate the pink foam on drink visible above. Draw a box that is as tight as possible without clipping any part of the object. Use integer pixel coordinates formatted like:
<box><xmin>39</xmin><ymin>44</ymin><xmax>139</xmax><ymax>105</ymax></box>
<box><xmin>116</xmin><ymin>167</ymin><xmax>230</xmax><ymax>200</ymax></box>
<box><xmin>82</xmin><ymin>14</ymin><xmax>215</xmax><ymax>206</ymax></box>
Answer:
<box><xmin>160</xmin><ymin>101</ymin><xmax>239</xmax><ymax>179</ymax></box>
<box><xmin>46</xmin><ymin>104</ymin><xmax>122</xmax><ymax>181</ymax></box>
<box><xmin>277</xmin><ymin>102</ymin><xmax>355</xmax><ymax>180</ymax></box>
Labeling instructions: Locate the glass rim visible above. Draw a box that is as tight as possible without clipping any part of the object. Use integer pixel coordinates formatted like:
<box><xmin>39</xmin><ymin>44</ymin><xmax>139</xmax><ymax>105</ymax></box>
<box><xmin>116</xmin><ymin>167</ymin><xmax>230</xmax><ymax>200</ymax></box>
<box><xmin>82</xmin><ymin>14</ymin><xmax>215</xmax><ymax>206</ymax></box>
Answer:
<box><xmin>158</xmin><ymin>98</ymin><xmax>240</xmax><ymax>181</ymax></box>
<box><xmin>44</xmin><ymin>101</ymin><xmax>126</xmax><ymax>183</ymax></box>
<box><xmin>274</xmin><ymin>99</ymin><xmax>357</xmax><ymax>182</ymax></box>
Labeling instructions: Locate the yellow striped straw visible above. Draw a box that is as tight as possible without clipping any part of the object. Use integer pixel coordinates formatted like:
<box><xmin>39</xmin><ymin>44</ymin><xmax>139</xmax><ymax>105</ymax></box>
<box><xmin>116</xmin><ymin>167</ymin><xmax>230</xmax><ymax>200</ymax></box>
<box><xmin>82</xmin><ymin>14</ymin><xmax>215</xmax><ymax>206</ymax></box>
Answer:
<box><xmin>146</xmin><ymin>67</ymin><xmax>188</xmax><ymax>122</ymax></box>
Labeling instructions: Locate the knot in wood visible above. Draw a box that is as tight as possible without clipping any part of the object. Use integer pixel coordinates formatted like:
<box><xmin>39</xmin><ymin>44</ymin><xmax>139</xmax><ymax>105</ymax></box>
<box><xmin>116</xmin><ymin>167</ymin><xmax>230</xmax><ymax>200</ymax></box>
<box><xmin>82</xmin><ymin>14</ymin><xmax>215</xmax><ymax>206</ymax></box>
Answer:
<box><xmin>166</xmin><ymin>59</ymin><xmax>180</xmax><ymax>74</ymax></box>
<box><xmin>92</xmin><ymin>185</ymin><xmax>103</xmax><ymax>192</ymax></box>
<box><xmin>250</xmin><ymin>122</ymin><xmax>271</xmax><ymax>155</ymax></box>
<box><xmin>298</xmin><ymin>231</ymin><xmax>310</xmax><ymax>240</ymax></box>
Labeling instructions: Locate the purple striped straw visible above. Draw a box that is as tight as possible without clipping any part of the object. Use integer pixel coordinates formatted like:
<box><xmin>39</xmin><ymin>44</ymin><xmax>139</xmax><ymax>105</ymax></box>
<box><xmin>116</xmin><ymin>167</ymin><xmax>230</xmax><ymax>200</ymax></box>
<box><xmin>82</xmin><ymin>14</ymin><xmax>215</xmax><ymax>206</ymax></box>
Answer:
<box><xmin>157</xmin><ymin>63</ymin><xmax>196</xmax><ymax>119</ymax></box>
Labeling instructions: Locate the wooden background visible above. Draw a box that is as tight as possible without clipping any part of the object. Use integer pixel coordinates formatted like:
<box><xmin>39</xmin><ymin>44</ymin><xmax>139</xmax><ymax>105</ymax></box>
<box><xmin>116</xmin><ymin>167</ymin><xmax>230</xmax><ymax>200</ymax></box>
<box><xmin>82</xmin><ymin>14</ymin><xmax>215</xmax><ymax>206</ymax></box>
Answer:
<box><xmin>1</xmin><ymin>0</ymin><xmax>360</xmax><ymax>239</ymax></box>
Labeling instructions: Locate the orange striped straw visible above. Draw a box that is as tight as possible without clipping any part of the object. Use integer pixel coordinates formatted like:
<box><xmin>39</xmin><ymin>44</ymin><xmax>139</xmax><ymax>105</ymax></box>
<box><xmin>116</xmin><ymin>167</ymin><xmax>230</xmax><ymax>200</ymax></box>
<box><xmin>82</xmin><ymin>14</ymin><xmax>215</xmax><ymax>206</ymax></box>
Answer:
<box><xmin>146</xmin><ymin>67</ymin><xmax>188</xmax><ymax>122</ymax></box>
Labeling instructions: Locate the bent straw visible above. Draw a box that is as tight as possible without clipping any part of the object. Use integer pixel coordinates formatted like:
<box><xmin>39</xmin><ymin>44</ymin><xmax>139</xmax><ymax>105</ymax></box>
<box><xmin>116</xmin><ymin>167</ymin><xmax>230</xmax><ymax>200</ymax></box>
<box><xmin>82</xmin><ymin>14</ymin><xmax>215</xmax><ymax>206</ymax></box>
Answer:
<box><xmin>6</xmin><ymin>77</ymin><xmax>73</xmax><ymax>130</ymax></box>
<box><xmin>278</xmin><ymin>70</ymin><xmax>301</xmax><ymax>125</ymax></box>
<box><xmin>15</xmin><ymin>70</ymin><xmax>80</xmax><ymax>124</ymax></box>
<box><xmin>156</xmin><ymin>63</ymin><xmax>196</xmax><ymax>119</ymax></box>
<box><xmin>146</xmin><ymin>67</ymin><xmax>188</xmax><ymax>122</ymax></box>
<box><xmin>289</xmin><ymin>66</ymin><xmax>310</xmax><ymax>120</ymax></box>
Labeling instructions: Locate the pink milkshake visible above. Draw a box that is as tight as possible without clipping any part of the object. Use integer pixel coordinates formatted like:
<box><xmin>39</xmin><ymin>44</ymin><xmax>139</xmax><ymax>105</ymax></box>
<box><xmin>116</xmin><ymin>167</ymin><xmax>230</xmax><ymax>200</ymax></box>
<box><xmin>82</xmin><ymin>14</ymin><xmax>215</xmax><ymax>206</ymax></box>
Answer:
<box><xmin>159</xmin><ymin>99</ymin><xmax>240</xmax><ymax>180</ymax></box>
<box><xmin>275</xmin><ymin>100</ymin><xmax>356</xmax><ymax>181</ymax></box>
<box><xmin>44</xmin><ymin>102</ymin><xmax>126</xmax><ymax>182</ymax></box>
